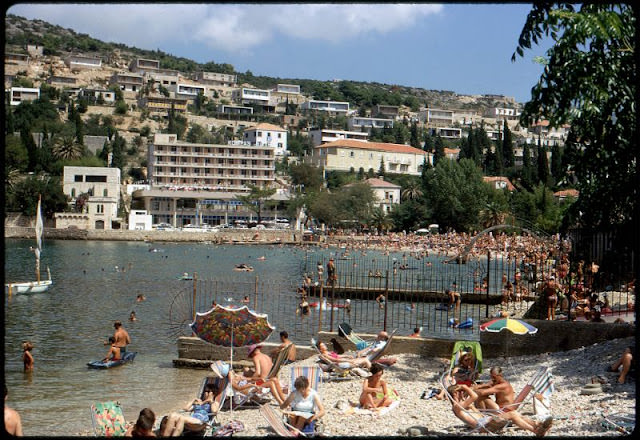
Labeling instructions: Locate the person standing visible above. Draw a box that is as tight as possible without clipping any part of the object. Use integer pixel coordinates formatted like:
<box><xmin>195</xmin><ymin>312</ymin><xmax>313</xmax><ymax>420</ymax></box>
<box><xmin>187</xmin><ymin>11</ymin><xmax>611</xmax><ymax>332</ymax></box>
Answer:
<box><xmin>4</xmin><ymin>385</ymin><xmax>23</xmax><ymax>436</ymax></box>
<box><xmin>22</xmin><ymin>341</ymin><xmax>34</xmax><ymax>372</ymax></box>
<box><xmin>110</xmin><ymin>321</ymin><xmax>131</xmax><ymax>353</ymax></box>
<box><xmin>326</xmin><ymin>258</ymin><xmax>337</xmax><ymax>286</ymax></box>
<box><xmin>316</xmin><ymin>261</ymin><xmax>324</xmax><ymax>284</ymax></box>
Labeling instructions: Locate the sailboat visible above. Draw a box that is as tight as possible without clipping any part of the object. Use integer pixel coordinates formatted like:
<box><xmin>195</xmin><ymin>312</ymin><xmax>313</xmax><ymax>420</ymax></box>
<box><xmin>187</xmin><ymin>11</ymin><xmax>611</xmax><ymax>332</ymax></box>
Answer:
<box><xmin>6</xmin><ymin>195</ymin><xmax>53</xmax><ymax>294</ymax></box>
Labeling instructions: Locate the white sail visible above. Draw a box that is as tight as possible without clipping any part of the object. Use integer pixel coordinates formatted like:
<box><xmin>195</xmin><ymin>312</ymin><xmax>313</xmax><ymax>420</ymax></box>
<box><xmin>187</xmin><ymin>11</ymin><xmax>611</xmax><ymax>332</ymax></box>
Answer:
<box><xmin>35</xmin><ymin>196</ymin><xmax>44</xmax><ymax>252</ymax></box>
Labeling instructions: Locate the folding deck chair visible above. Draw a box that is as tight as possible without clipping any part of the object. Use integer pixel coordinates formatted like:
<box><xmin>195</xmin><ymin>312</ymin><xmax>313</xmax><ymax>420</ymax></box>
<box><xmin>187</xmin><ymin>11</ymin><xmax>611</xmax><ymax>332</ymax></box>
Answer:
<box><xmin>338</xmin><ymin>322</ymin><xmax>370</xmax><ymax>350</ymax></box>
<box><xmin>232</xmin><ymin>344</ymin><xmax>293</xmax><ymax>408</ymax></box>
<box><xmin>311</xmin><ymin>338</ymin><xmax>368</xmax><ymax>380</ymax></box>
<box><xmin>449</xmin><ymin>341</ymin><xmax>483</xmax><ymax>376</ymax></box>
<box><xmin>290</xmin><ymin>365</ymin><xmax>322</xmax><ymax>392</ymax></box>
<box><xmin>260</xmin><ymin>403</ymin><xmax>305</xmax><ymax>437</ymax></box>
<box><xmin>90</xmin><ymin>401</ymin><xmax>127</xmax><ymax>437</ymax></box>
<box><xmin>366</xmin><ymin>329</ymin><xmax>397</xmax><ymax>365</ymax></box>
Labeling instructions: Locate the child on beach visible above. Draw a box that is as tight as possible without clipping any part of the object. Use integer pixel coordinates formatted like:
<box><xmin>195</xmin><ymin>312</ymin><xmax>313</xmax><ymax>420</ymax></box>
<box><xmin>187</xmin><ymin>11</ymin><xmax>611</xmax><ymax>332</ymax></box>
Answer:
<box><xmin>359</xmin><ymin>363</ymin><xmax>393</xmax><ymax>410</ymax></box>
<box><xmin>22</xmin><ymin>341</ymin><xmax>34</xmax><ymax>372</ymax></box>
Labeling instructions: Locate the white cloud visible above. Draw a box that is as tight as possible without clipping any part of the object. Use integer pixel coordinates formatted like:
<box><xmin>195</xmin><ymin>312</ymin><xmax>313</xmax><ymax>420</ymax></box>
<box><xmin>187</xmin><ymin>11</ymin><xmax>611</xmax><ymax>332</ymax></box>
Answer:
<box><xmin>8</xmin><ymin>3</ymin><xmax>443</xmax><ymax>53</ymax></box>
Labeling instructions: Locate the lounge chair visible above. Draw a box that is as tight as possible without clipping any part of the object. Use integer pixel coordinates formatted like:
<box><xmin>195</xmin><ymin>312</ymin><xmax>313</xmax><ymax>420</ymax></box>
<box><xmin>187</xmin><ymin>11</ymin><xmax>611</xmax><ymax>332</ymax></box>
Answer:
<box><xmin>449</xmin><ymin>341</ymin><xmax>483</xmax><ymax>376</ymax></box>
<box><xmin>174</xmin><ymin>374</ymin><xmax>230</xmax><ymax>435</ymax></box>
<box><xmin>259</xmin><ymin>403</ymin><xmax>305</xmax><ymax>437</ymax></box>
<box><xmin>311</xmin><ymin>338</ymin><xmax>369</xmax><ymax>380</ymax></box>
<box><xmin>290</xmin><ymin>365</ymin><xmax>323</xmax><ymax>392</ymax></box>
<box><xmin>366</xmin><ymin>329</ymin><xmax>397</xmax><ymax>365</ymax></box>
<box><xmin>492</xmin><ymin>366</ymin><xmax>554</xmax><ymax>414</ymax></box>
<box><xmin>90</xmin><ymin>401</ymin><xmax>127</xmax><ymax>437</ymax></box>
<box><xmin>232</xmin><ymin>344</ymin><xmax>293</xmax><ymax>408</ymax></box>
<box><xmin>338</xmin><ymin>322</ymin><xmax>370</xmax><ymax>350</ymax></box>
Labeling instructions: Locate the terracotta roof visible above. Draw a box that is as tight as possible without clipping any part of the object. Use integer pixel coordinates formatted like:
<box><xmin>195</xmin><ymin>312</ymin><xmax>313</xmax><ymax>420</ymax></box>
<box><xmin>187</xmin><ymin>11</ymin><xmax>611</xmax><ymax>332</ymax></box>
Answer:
<box><xmin>315</xmin><ymin>139</ymin><xmax>427</xmax><ymax>155</ymax></box>
<box><xmin>553</xmin><ymin>189</ymin><xmax>579</xmax><ymax>198</ymax></box>
<box><xmin>364</xmin><ymin>178</ymin><xmax>401</xmax><ymax>188</ymax></box>
<box><xmin>483</xmin><ymin>176</ymin><xmax>516</xmax><ymax>191</ymax></box>
<box><xmin>246</xmin><ymin>123</ymin><xmax>286</xmax><ymax>131</ymax></box>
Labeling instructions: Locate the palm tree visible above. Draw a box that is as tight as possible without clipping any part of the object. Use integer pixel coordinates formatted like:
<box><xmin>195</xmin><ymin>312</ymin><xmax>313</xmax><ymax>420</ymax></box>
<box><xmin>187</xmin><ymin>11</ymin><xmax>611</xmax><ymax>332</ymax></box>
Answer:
<box><xmin>52</xmin><ymin>128</ymin><xmax>84</xmax><ymax>161</ymax></box>
<box><xmin>5</xmin><ymin>168</ymin><xmax>21</xmax><ymax>190</ymax></box>
<box><xmin>479</xmin><ymin>202</ymin><xmax>509</xmax><ymax>229</ymax></box>
<box><xmin>369</xmin><ymin>207</ymin><xmax>393</xmax><ymax>233</ymax></box>
<box><xmin>401</xmin><ymin>183</ymin><xmax>423</xmax><ymax>201</ymax></box>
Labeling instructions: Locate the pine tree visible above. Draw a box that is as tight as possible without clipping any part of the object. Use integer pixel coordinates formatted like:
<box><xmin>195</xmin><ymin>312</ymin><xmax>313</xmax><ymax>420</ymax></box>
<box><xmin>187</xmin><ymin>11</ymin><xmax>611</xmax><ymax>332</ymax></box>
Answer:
<box><xmin>433</xmin><ymin>135</ymin><xmax>445</xmax><ymax>166</ymax></box>
<box><xmin>378</xmin><ymin>158</ymin><xmax>386</xmax><ymax>177</ymax></box>
<box><xmin>502</xmin><ymin>120</ymin><xmax>515</xmax><ymax>168</ymax></box>
<box><xmin>410</xmin><ymin>121</ymin><xmax>420</xmax><ymax>149</ymax></box>
<box><xmin>537</xmin><ymin>136</ymin><xmax>550</xmax><ymax>186</ymax></box>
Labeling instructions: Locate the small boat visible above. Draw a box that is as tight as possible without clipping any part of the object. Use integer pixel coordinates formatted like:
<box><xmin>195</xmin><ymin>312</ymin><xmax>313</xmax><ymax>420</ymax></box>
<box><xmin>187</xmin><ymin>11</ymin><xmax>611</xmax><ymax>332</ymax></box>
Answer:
<box><xmin>233</xmin><ymin>264</ymin><xmax>254</xmax><ymax>272</ymax></box>
<box><xmin>178</xmin><ymin>273</ymin><xmax>193</xmax><ymax>280</ymax></box>
<box><xmin>6</xmin><ymin>195</ymin><xmax>53</xmax><ymax>294</ymax></box>
<box><xmin>87</xmin><ymin>351</ymin><xmax>137</xmax><ymax>369</ymax></box>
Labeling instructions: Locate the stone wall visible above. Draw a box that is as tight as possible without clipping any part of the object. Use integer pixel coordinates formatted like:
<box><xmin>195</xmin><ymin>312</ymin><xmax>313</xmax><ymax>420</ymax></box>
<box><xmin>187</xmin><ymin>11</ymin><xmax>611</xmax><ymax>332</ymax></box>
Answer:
<box><xmin>5</xmin><ymin>226</ymin><xmax>302</xmax><ymax>244</ymax></box>
<box><xmin>174</xmin><ymin>320</ymin><xmax>635</xmax><ymax>368</ymax></box>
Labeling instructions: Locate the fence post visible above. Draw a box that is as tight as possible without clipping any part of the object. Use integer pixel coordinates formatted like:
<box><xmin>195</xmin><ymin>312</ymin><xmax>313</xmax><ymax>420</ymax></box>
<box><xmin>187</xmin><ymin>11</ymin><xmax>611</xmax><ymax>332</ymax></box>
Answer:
<box><xmin>254</xmin><ymin>275</ymin><xmax>259</xmax><ymax>310</ymax></box>
<box><xmin>318</xmin><ymin>281</ymin><xmax>324</xmax><ymax>334</ymax></box>
<box><xmin>330</xmin><ymin>282</ymin><xmax>335</xmax><ymax>332</ymax></box>
<box><xmin>383</xmin><ymin>270</ymin><xmax>389</xmax><ymax>332</ymax></box>
<box><xmin>486</xmin><ymin>251</ymin><xmax>490</xmax><ymax>318</ymax></box>
<box><xmin>192</xmin><ymin>272</ymin><xmax>198</xmax><ymax>324</ymax></box>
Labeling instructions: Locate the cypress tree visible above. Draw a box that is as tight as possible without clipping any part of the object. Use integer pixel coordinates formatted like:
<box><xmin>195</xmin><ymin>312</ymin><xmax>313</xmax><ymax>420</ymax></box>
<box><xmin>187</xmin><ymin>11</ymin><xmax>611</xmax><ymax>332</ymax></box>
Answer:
<box><xmin>433</xmin><ymin>135</ymin><xmax>445</xmax><ymax>166</ymax></box>
<box><xmin>502</xmin><ymin>120</ymin><xmax>515</xmax><ymax>168</ymax></box>
<box><xmin>550</xmin><ymin>143</ymin><xmax>563</xmax><ymax>186</ymax></box>
<box><xmin>537</xmin><ymin>136</ymin><xmax>550</xmax><ymax>186</ymax></box>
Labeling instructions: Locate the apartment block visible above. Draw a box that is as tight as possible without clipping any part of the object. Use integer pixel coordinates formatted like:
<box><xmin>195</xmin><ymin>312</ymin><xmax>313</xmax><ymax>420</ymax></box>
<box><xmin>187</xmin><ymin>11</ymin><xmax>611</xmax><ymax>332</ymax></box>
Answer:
<box><xmin>300</xmin><ymin>100</ymin><xmax>349</xmax><ymax>114</ymax></box>
<box><xmin>311</xmin><ymin>139</ymin><xmax>430</xmax><ymax>176</ymax></box>
<box><xmin>129</xmin><ymin>58</ymin><xmax>160</xmax><ymax>73</ymax></box>
<box><xmin>243</xmin><ymin>123</ymin><xmax>288</xmax><ymax>157</ymax></box>
<box><xmin>348</xmin><ymin>116</ymin><xmax>394</xmax><ymax>131</ymax></box>
<box><xmin>8</xmin><ymin>87</ymin><xmax>40</xmax><ymax>106</ymax></box>
<box><xmin>418</xmin><ymin>108</ymin><xmax>454</xmax><ymax>127</ymax></box>
<box><xmin>147</xmin><ymin>133</ymin><xmax>276</xmax><ymax>191</ymax></box>
<box><xmin>110</xmin><ymin>72</ymin><xmax>144</xmax><ymax>92</ymax></box>
<box><xmin>309</xmin><ymin>128</ymin><xmax>369</xmax><ymax>146</ymax></box>
<box><xmin>65</xmin><ymin>54</ymin><xmax>102</xmax><ymax>71</ymax></box>
<box><xmin>373</xmin><ymin>104</ymin><xmax>400</xmax><ymax>119</ymax></box>
<box><xmin>193</xmin><ymin>71</ymin><xmax>237</xmax><ymax>87</ymax></box>
<box><xmin>138</xmin><ymin>95</ymin><xmax>188</xmax><ymax>115</ymax></box>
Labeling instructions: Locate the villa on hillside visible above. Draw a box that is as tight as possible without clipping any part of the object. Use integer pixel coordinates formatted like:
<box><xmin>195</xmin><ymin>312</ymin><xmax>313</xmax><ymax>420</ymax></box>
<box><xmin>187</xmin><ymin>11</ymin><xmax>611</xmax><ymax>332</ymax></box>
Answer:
<box><xmin>310</xmin><ymin>139</ymin><xmax>431</xmax><ymax>176</ymax></box>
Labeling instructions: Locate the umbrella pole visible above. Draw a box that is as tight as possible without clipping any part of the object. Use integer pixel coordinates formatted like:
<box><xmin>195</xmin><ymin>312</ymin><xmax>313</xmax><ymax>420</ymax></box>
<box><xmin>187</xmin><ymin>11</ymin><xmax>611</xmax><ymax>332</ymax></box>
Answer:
<box><xmin>230</xmin><ymin>324</ymin><xmax>234</xmax><ymax>414</ymax></box>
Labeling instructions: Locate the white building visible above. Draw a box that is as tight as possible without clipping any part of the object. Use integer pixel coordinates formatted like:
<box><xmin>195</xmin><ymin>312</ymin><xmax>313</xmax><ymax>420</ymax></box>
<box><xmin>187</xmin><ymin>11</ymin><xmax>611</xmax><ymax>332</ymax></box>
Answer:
<box><xmin>348</xmin><ymin>116</ymin><xmax>394</xmax><ymax>131</ymax></box>
<box><xmin>58</xmin><ymin>166</ymin><xmax>122</xmax><ymax>229</ymax></box>
<box><xmin>301</xmin><ymin>100</ymin><xmax>350</xmax><ymax>114</ymax></box>
<box><xmin>309</xmin><ymin>128</ymin><xmax>368</xmax><ymax>146</ymax></box>
<box><xmin>243</xmin><ymin>123</ymin><xmax>288</xmax><ymax>156</ymax></box>
<box><xmin>128</xmin><ymin>210</ymin><xmax>153</xmax><ymax>230</ymax></box>
<box><xmin>8</xmin><ymin>87</ymin><xmax>40</xmax><ymax>106</ymax></box>
<box><xmin>363</xmin><ymin>178</ymin><xmax>401</xmax><ymax>213</ymax></box>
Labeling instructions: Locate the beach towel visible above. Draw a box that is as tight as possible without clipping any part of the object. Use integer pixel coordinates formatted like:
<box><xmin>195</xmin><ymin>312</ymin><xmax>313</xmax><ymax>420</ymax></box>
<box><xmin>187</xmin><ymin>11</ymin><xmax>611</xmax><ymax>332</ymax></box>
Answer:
<box><xmin>90</xmin><ymin>401</ymin><xmax>127</xmax><ymax>437</ymax></box>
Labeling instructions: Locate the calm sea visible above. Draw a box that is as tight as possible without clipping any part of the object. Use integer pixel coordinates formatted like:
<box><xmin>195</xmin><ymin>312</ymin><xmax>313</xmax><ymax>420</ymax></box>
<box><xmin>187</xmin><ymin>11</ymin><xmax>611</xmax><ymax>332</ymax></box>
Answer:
<box><xmin>4</xmin><ymin>238</ymin><xmax>500</xmax><ymax>435</ymax></box>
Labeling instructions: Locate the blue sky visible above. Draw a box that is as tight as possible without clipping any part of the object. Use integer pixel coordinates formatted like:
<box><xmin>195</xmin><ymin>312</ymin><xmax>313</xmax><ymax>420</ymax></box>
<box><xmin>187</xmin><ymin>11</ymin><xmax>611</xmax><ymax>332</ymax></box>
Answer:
<box><xmin>7</xmin><ymin>3</ymin><xmax>553</xmax><ymax>103</ymax></box>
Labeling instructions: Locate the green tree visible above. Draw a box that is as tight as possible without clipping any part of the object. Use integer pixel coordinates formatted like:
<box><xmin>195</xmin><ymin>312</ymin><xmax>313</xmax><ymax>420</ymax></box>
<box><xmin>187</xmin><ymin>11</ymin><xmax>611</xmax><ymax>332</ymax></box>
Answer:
<box><xmin>6</xmin><ymin>174</ymin><xmax>69</xmax><ymax>217</ymax></box>
<box><xmin>550</xmin><ymin>143</ymin><xmax>563</xmax><ymax>187</ymax></box>
<box><xmin>5</xmin><ymin>134</ymin><xmax>29</xmax><ymax>172</ymax></box>
<box><xmin>432</xmin><ymin>135</ymin><xmax>445</xmax><ymax>166</ymax></box>
<box><xmin>234</xmin><ymin>184</ymin><xmax>277</xmax><ymax>224</ymax></box>
<box><xmin>502</xmin><ymin>120</ymin><xmax>515</xmax><ymax>168</ymax></box>
<box><xmin>536</xmin><ymin>137</ymin><xmax>550</xmax><ymax>186</ymax></box>
<box><xmin>514</xmin><ymin>3</ymin><xmax>636</xmax><ymax>230</ymax></box>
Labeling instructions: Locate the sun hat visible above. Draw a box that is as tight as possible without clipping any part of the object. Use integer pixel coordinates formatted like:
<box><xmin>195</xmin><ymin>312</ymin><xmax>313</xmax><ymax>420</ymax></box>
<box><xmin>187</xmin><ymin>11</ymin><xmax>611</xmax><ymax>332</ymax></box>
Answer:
<box><xmin>247</xmin><ymin>344</ymin><xmax>262</xmax><ymax>356</ymax></box>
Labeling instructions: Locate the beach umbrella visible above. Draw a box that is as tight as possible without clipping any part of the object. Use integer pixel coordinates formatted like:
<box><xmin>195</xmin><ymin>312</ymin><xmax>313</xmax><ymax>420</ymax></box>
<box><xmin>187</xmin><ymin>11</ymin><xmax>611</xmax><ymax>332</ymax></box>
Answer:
<box><xmin>479</xmin><ymin>317</ymin><xmax>538</xmax><ymax>335</ymax></box>
<box><xmin>190</xmin><ymin>304</ymin><xmax>275</xmax><ymax>367</ymax></box>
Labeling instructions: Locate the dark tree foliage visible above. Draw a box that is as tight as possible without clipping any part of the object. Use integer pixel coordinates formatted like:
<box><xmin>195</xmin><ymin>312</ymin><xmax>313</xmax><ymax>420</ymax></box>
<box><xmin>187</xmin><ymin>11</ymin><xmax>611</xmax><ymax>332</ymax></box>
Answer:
<box><xmin>514</xmin><ymin>3</ymin><xmax>636</xmax><ymax>230</ymax></box>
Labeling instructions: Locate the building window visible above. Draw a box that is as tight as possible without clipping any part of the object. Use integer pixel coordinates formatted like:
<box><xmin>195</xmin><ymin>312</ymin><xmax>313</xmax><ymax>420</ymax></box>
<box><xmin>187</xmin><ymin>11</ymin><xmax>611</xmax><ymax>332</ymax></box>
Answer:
<box><xmin>74</xmin><ymin>175</ymin><xmax>83</xmax><ymax>182</ymax></box>
<box><xmin>71</xmin><ymin>188</ymin><xmax>76</xmax><ymax>198</ymax></box>
<box><xmin>103</xmin><ymin>189</ymin><xmax>108</xmax><ymax>197</ymax></box>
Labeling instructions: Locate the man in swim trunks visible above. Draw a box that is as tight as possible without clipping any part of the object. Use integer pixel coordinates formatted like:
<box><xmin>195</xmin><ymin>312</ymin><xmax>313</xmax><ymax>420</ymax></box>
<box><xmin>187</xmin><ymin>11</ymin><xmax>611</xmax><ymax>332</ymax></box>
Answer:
<box><xmin>448</xmin><ymin>384</ymin><xmax>552</xmax><ymax>435</ymax></box>
<box><xmin>112</xmin><ymin>320</ymin><xmax>131</xmax><ymax>353</ymax></box>
<box><xmin>473</xmin><ymin>366</ymin><xmax>515</xmax><ymax>411</ymax></box>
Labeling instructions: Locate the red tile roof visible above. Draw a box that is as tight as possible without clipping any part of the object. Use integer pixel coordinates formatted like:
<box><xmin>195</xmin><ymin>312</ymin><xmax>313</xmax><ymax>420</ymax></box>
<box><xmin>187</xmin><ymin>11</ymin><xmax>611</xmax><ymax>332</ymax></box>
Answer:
<box><xmin>553</xmin><ymin>189</ymin><xmax>579</xmax><ymax>198</ymax></box>
<box><xmin>483</xmin><ymin>176</ymin><xmax>516</xmax><ymax>191</ymax></box>
<box><xmin>315</xmin><ymin>139</ymin><xmax>427</xmax><ymax>155</ymax></box>
<box><xmin>246</xmin><ymin>123</ymin><xmax>286</xmax><ymax>131</ymax></box>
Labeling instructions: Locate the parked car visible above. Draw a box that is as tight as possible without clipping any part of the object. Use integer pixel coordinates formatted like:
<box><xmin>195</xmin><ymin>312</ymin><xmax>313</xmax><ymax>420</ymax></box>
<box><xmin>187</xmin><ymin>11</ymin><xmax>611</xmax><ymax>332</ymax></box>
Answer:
<box><xmin>153</xmin><ymin>223</ymin><xmax>175</xmax><ymax>231</ymax></box>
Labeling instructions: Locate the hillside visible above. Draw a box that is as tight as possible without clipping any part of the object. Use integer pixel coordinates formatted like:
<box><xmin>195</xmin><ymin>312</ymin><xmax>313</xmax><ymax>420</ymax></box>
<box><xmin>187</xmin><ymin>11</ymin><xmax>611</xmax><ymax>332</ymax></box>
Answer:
<box><xmin>5</xmin><ymin>13</ymin><xmax>520</xmax><ymax>111</ymax></box>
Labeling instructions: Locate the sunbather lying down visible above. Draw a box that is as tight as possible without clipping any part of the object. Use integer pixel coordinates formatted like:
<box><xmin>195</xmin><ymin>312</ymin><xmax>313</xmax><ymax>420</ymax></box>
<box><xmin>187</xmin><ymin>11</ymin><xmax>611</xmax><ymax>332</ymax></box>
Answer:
<box><xmin>317</xmin><ymin>342</ymin><xmax>371</xmax><ymax>369</ymax></box>
<box><xmin>448</xmin><ymin>384</ymin><xmax>552</xmax><ymax>436</ymax></box>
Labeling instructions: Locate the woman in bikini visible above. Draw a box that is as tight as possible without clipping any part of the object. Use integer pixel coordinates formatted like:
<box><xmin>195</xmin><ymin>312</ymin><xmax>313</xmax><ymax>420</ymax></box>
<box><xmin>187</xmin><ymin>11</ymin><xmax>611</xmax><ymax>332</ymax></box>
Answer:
<box><xmin>359</xmin><ymin>363</ymin><xmax>393</xmax><ymax>409</ymax></box>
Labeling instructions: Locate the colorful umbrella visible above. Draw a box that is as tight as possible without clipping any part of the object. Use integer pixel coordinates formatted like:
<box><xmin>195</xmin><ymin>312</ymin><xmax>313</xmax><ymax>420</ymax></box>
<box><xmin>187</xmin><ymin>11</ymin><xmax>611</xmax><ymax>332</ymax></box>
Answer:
<box><xmin>190</xmin><ymin>304</ymin><xmax>275</xmax><ymax>363</ymax></box>
<box><xmin>479</xmin><ymin>317</ymin><xmax>538</xmax><ymax>335</ymax></box>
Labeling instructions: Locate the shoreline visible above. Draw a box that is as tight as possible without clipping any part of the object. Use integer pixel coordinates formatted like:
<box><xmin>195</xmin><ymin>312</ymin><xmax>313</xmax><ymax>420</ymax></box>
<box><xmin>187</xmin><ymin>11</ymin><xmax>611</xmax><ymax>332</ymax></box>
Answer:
<box><xmin>132</xmin><ymin>336</ymin><xmax>635</xmax><ymax>437</ymax></box>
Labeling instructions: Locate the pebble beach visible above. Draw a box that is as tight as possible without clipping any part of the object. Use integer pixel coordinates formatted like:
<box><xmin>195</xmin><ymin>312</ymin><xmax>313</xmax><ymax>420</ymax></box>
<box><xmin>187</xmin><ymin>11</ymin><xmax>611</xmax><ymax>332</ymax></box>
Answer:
<box><xmin>195</xmin><ymin>335</ymin><xmax>636</xmax><ymax>437</ymax></box>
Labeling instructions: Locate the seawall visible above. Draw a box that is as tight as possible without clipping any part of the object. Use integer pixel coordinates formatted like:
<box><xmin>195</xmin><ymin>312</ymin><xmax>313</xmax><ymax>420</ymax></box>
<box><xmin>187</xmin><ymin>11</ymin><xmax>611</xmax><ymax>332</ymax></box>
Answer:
<box><xmin>173</xmin><ymin>319</ymin><xmax>635</xmax><ymax>368</ymax></box>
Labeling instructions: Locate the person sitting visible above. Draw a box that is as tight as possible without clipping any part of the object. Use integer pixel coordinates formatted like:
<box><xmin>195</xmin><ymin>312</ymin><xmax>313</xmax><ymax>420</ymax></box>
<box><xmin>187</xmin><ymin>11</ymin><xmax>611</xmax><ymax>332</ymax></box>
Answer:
<box><xmin>316</xmin><ymin>341</ymin><xmax>371</xmax><ymax>370</ymax></box>
<box><xmin>448</xmin><ymin>384</ymin><xmax>552</xmax><ymax>436</ymax></box>
<box><xmin>359</xmin><ymin>363</ymin><xmax>393</xmax><ymax>410</ymax></box>
<box><xmin>409</xmin><ymin>327</ymin><xmax>421</xmax><ymax>338</ymax></box>
<box><xmin>103</xmin><ymin>337</ymin><xmax>121</xmax><ymax>362</ymax></box>
<box><xmin>271</xmin><ymin>331</ymin><xmax>297</xmax><ymax>364</ymax></box>
<box><xmin>246</xmin><ymin>344</ymin><xmax>287</xmax><ymax>404</ymax></box>
<box><xmin>280</xmin><ymin>376</ymin><xmax>325</xmax><ymax>432</ymax></box>
<box><xmin>125</xmin><ymin>408</ymin><xmax>156</xmax><ymax>437</ymax></box>
<box><xmin>472</xmin><ymin>366</ymin><xmax>515</xmax><ymax>411</ymax></box>
<box><xmin>436</xmin><ymin>351</ymin><xmax>478</xmax><ymax>400</ymax></box>
<box><xmin>357</xmin><ymin>331</ymin><xmax>397</xmax><ymax>366</ymax></box>
<box><xmin>609</xmin><ymin>345</ymin><xmax>635</xmax><ymax>384</ymax></box>
<box><xmin>159</xmin><ymin>384</ymin><xmax>220</xmax><ymax>436</ymax></box>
